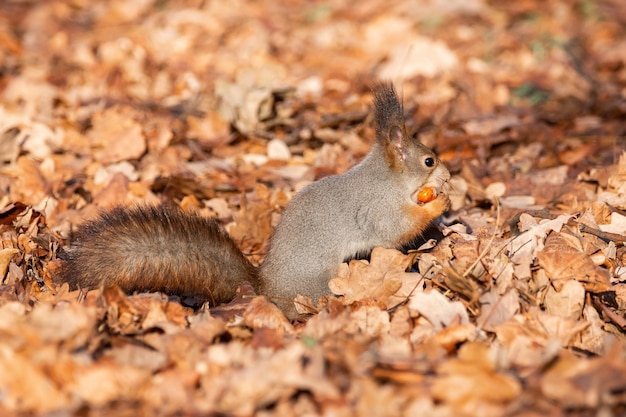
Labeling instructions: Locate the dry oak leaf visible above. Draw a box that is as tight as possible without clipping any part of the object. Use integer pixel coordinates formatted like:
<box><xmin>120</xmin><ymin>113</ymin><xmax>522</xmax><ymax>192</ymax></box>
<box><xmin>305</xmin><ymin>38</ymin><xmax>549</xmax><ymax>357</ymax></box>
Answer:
<box><xmin>507</xmin><ymin>213</ymin><xmax>571</xmax><ymax>280</ymax></box>
<box><xmin>302</xmin><ymin>303</ymin><xmax>351</xmax><ymax>340</ymax></box>
<box><xmin>87</xmin><ymin>107</ymin><xmax>146</xmax><ymax>164</ymax></box>
<box><xmin>294</xmin><ymin>293</ymin><xmax>318</xmax><ymax>315</ymax></box>
<box><xmin>541</xmin><ymin>343</ymin><xmax>626</xmax><ymax>408</ymax></box>
<box><xmin>599</xmin><ymin>211</ymin><xmax>626</xmax><ymax>235</ymax></box>
<box><xmin>227</xmin><ymin>183</ymin><xmax>274</xmax><ymax>250</ymax></box>
<box><xmin>243</xmin><ymin>295</ymin><xmax>295</xmax><ymax>336</ymax></box>
<box><xmin>494</xmin><ymin>308</ymin><xmax>589</xmax><ymax>369</ymax></box>
<box><xmin>0</xmin><ymin>343</ymin><xmax>71</xmax><ymax>413</ymax></box>
<box><xmin>574</xmin><ymin>304</ymin><xmax>615</xmax><ymax>355</ymax></box>
<box><xmin>142</xmin><ymin>297</ymin><xmax>191</xmax><ymax>333</ymax></box>
<box><xmin>408</xmin><ymin>289</ymin><xmax>470</xmax><ymax>331</ymax></box>
<box><xmin>103</xmin><ymin>286</ymin><xmax>180</xmax><ymax>335</ymax></box>
<box><xmin>476</xmin><ymin>288</ymin><xmax>520</xmax><ymax>332</ymax></box>
<box><xmin>344</xmin><ymin>304</ymin><xmax>391</xmax><ymax>338</ymax></box>
<box><xmin>427</xmin><ymin>324</ymin><xmax>480</xmax><ymax>354</ymax></box>
<box><xmin>67</xmin><ymin>363</ymin><xmax>151</xmax><ymax>406</ymax></box>
<box><xmin>543</xmin><ymin>279</ymin><xmax>585</xmax><ymax>320</ymax></box>
<box><xmin>432</xmin><ymin>342</ymin><xmax>521</xmax><ymax>411</ymax></box>
<box><xmin>201</xmin><ymin>342</ymin><xmax>339</xmax><ymax>415</ymax></box>
<box><xmin>328</xmin><ymin>247</ymin><xmax>421</xmax><ymax>309</ymax></box>
<box><xmin>596</xmin><ymin>151</ymin><xmax>626</xmax><ymax>209</ymax></box>
<box><xmin>537</xmin><ymin>232</ymin><xmax>611</xmax><ymax>293</ymax></box>
<box><xmin>0</xmin><ymin>247</ymin><xmax>19</xmax><ymax>278</ymax></box>
<box><xmin>10</xmin><ymin>156</ymin><xmax>51</xmax><ymax>206</ymax></box>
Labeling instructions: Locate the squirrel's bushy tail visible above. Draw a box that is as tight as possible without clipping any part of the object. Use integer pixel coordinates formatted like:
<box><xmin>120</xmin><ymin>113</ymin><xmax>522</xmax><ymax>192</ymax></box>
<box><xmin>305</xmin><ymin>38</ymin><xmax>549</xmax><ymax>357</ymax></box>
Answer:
<box><xmin>59</xmin><ymin>205</ymin><xmax>259</xmax><ymax>305</ymax></box>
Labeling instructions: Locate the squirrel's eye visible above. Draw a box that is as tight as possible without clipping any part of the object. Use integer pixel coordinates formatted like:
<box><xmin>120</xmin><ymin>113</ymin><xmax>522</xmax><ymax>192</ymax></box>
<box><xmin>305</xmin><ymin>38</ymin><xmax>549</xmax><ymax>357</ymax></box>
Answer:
<box><xmin>424</xmin><ymin>157</ymin><xmax>435</xmax><ymax>168</ymax></box>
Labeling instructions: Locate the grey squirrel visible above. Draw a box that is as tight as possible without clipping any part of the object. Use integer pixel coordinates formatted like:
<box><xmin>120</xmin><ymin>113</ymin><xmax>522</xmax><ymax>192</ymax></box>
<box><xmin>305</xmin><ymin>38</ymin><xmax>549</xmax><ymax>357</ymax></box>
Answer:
<box><xmin>59</xmin><ymin>82</ymin><xmax>451</xmax><ymax>318</ymax></box>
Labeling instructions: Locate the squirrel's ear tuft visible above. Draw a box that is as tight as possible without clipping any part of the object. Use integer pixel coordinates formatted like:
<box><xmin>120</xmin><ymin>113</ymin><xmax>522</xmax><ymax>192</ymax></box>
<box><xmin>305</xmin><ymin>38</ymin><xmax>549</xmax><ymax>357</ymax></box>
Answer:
<box><xmin>373</xmin><ymin>81</ymin><xmax>408</xmax><ymax>167</ymax></box>
<box><xmin>373</xmin><ymin>82</ymin><xmax>404</xmax><ymax>139</ymax></box>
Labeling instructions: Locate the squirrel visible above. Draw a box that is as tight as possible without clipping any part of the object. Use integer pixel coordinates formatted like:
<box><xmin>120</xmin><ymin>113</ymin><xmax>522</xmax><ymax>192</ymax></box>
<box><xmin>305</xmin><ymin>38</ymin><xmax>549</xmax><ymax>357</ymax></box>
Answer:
<box><xmin>59</xmin><ymin>82</ymin><xmax>451</xmax><ymax>318</ymax></box>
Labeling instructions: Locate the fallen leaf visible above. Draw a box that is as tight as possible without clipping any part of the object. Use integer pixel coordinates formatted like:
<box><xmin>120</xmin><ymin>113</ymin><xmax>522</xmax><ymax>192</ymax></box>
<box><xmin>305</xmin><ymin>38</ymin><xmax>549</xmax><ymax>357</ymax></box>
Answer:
<box><xmin>507</xmin><ymin>214</ymin><xmax>571</xmax><ymax>280</ymax></box>
<box><xmin>408</xmin><ymin>290</ymin><xmax>470</xmax><ymax>331</ymax></box>
<box><xmin>328</xmin><ymin>247</ymin><xmax>421</xmax><ymax>309</ymax></box>
<box><xmin>543</xmin><ymin>279</ymin><xmax>585</xmax><ymax>320</ymax></box>
<box><xmin>0</xmin><ymin>248</ymin><xmax>19</xmax><ymax>278</ymax></box>
<box><xmin>88</xmin><ymin>107</ymin><xmax>147</xmax><ymax>164</ymax></box>
<box><xmin>243</xmin><ymin>295</ymin><xmax>295</xmax><ymax>336</ymax></box>
<box><xmin>477</xmin><ymin>288</ymin><xmax>520</xmax><ymax>332</ymax></box>
<box><xmin>432</xmin><ymin>342</ymin><xmax>521</xmax><ymax>411</ymax></box>
<box><xmin>537</xmin><ymin>232</ymin><xmax>612</xmax><ymax>293</ymax></box>
<box><xmin>541</xmin><ymin>344</ymin><xmax>626</xmax><ymax>408</ymax></box>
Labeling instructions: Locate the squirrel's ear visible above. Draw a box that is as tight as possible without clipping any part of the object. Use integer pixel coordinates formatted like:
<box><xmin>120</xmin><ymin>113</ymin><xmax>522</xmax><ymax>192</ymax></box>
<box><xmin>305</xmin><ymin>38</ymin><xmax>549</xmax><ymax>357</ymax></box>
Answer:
<box><xmin>389</xmin><ymin>125</ymin><xmax>407</xmax><ymax>163</ymax></box>
<box><xmin>373</xmin><ymin>81</ymin><xmax>409</xmax><ymax>168</ymax></box>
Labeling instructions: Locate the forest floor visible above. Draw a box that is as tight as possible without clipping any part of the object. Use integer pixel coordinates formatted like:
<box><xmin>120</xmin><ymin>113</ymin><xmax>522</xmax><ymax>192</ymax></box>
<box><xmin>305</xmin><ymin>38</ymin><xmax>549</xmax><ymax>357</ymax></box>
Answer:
<box><xmin>0</xmin><ymin>0</ymin><xmax>625</xmax><ymax>416</ymax></box>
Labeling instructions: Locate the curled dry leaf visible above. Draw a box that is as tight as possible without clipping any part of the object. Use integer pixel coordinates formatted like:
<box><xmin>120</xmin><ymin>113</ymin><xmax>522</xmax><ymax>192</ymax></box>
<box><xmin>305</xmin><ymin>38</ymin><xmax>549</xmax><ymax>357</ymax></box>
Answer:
<box><xmin>0</xmin><ymin>247</ymin><xmax>19</xmax><ymax>278</ymax></box>
<box><xmin>227</xmin><ymin>183</ymin><xmax>274</xmax><ymax>253</ymax></box>
<box><xmin>345</xmin><ymin>304</ymin><xmax>391</xmax><ymax>338</ymax></box>
<box><xmin>301</xmin><ymin>302</ymin><xmax>351</xmax><ymax>340</ymax></box>
<box><xmin>103</xmin><ymin>286</ymin><xmax>188</xmax><ymax>335</ymax></box>
<box><xmin>243</xmin><ymin>295</ymin><xmax>295</xmax><ymax>336</ymax></box>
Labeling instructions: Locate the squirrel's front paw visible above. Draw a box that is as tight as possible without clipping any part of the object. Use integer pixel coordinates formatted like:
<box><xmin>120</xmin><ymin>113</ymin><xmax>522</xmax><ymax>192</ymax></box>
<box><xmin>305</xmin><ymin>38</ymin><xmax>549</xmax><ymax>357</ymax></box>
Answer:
<box><xmin>430</xmin><ymin>193</ymin><xmax>451</xmax><ymax>214</ymax></box>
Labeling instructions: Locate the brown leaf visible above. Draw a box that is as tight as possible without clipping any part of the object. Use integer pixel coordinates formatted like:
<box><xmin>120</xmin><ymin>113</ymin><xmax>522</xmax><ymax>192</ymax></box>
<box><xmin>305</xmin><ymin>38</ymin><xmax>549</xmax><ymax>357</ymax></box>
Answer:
<box><xmin>344</xmin><ymin>304</ymin><xmax>391</xmax><ymax>338</ymax></box>
<box><xmin>68</xmin><ymin>363</ymin><xmax>151</xmax><ymax>406</ymax></box>
<box><xmin>11</xmin><ymin>157</ymin><xmax>51</xmax><ymax>205</ymax></box>
<box><xmin>0</xmin><ymin>248</ymin><xmax>19</xmax><ymax>279</ymax></box>
<box><xmin>243</xmin><ymin>296</ymin><xmax>295</xmax><ymax>336</ymax></box>
<box><xmin>432</xmin><ymin>342</ymin><xmax>521</xmax><ymax>410</ymax></box>
<box><xmin>88</xmin><ymin>107</ymin><xmax>146</xmax><ymax>164</ymax></box>
<box><xmin>227</xmin><ymin>183</ymin><xmax>274</xmax><ymax>253</ymax></box>
<box><xmin>408</xmin><ymin>289</ymin><xmax>470</xmax><ymax>331</ymax></box>
<box><xmin>328</xmin><ymin>247</ymin><xmax>420</xmax><ymax>309</ymax></box>
<box><xmin>537</xmin><ymin>232</ymin><xmax>612</xmax><ymax>293</ymax></box>
<box><xmin>507</xmin><ymin>214</ymin><xmax>571</xmax><ymax>280</ymax></box>
<box><xmin>0</xmin><ymin>345</ymin><xmax>71</xmax><ymax>413</ymax></box>
<box><xmin>541</xmin><ymin>344</ymin><xmax>626</xmax><ymax>408</ymax></box>
<box><xmin>494</xmin><ymin>308</ymin><xmax>589</xmax><ymax>369</ymax></box>
<box><xmin>543</xmin><ymin>279</ymin><xmax>585</xmax><ymax>320</ymax></box>
<box><xmin>103</xmin><ymin>287</ymin><xmax>180</xmax><ymax>335</ymax></box>
<box><xmin>477</xmin><ymin>288</ymin><xmax>520</xmax><ymax>332</ymax></box>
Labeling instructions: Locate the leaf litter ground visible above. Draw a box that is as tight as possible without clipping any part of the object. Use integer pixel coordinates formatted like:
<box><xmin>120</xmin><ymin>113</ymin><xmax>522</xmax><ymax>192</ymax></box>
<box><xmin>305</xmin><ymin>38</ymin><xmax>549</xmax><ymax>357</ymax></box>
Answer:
<box><xmin>0</xmin><ymin>0</ymin><xmax>625</xmax><ymax>416</ymax></box>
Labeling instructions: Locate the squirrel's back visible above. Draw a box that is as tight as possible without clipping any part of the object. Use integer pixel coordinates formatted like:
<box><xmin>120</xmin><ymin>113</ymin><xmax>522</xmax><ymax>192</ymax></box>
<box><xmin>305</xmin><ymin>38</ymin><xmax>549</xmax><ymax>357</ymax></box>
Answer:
<box><xmin>60</xmin><ymin>205</ymin><xmax>259</xmax><ymax>305</ymax></box>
